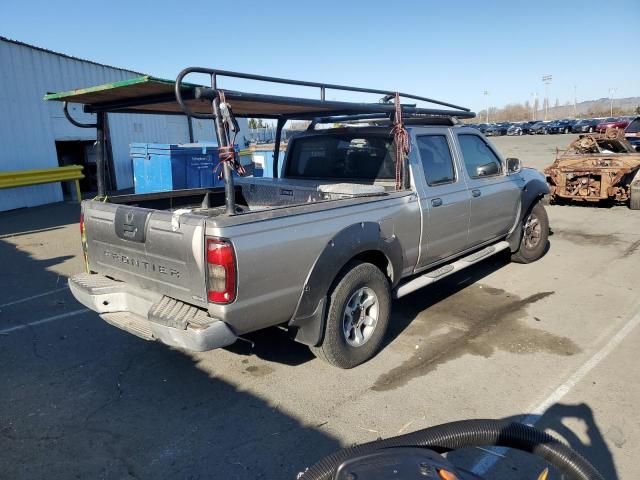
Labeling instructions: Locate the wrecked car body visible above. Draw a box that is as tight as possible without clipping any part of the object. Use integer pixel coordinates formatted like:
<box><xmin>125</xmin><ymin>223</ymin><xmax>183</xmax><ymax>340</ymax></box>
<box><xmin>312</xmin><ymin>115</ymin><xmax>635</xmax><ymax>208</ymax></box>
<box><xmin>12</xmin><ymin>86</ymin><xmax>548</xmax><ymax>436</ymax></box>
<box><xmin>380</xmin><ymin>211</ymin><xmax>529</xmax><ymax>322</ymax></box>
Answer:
<box><xmin>544</xmin><ymin>128</ymin><xmax>640</xmax><ymax>208</ymax></box>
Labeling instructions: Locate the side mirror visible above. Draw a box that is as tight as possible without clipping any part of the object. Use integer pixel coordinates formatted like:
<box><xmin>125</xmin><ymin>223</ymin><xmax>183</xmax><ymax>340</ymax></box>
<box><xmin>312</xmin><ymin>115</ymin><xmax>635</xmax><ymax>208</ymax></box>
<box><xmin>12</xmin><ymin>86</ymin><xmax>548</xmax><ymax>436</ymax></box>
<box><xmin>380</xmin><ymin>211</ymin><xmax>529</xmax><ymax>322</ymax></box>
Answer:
<box><xmin>475</xmin><ymin>161</ymin><xmax>500</xmax><ymax>177</ymax></box>
<box><xmin>506</xmin><ymin>157</ymin><xmax>522</xmax><ymax>174</ymax></box>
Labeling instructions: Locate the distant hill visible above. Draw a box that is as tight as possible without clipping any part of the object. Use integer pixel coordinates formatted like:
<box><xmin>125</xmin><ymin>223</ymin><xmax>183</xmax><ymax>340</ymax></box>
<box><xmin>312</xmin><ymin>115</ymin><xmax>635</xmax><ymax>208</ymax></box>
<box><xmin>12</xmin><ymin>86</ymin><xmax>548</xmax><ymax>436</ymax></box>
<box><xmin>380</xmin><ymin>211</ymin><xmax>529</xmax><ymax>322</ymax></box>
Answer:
<box><xmin>476</xmin><ymin>96</ymin><xmax>640</xmax><ymax>123</ymax></box>
<box><xmin>540</xmin><ymin>96</ymin><xmax>640</xmax><ymax>119</ymax></box>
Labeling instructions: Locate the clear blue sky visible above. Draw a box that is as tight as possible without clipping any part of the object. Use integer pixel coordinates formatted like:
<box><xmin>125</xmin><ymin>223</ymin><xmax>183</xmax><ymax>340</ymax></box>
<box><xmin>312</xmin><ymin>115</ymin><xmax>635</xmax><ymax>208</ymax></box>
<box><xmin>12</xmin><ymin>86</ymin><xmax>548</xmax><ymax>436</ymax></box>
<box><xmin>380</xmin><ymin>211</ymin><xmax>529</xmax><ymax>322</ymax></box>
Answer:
<box><xmin>2</xmin><ymin>0</ymin><xmax>639</xmax><ymax>114</ymax></box>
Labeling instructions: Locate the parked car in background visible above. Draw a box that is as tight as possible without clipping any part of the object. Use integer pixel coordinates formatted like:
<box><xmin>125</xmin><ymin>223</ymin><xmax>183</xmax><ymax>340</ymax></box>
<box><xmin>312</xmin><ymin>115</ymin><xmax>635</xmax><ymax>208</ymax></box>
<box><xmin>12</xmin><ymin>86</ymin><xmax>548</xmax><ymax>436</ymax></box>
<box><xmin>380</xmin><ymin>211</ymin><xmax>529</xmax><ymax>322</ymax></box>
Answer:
<box><xmin>596</xmin><ymin>117</ymin><xmax>630</xmax><ymax>133</ymax></box>
<box><xmin>507</xmin><ymin>121</ymin><xmax>537</xmax><ymax>136</ymax></box>
<box><xmin>475</xmin><ymin>123</ymin><xmax>490</xmax><ymax>133</ymax></box>
<box><xmin>625</xmin><ymin>116</ymin><xmax>640</xmax><ymax>152</ymax></box>
<box><xmin>547</xmin><ymin>119</ymin><xmax>575</xmax><ymax>134</ymax></box>
<box><xmin>485</xmin><ymin>123</ymin><xmax>510</xmax><ymax>136</ymax></box>
<box><xmin>572</xmin><ymin>118</ymin><xmax>599</xmax><ymax>134</ymax></box>
<box><xmin>530</xmin><ymin>121</ymin><xmax>549</xmax><ymax>135</ymax></box>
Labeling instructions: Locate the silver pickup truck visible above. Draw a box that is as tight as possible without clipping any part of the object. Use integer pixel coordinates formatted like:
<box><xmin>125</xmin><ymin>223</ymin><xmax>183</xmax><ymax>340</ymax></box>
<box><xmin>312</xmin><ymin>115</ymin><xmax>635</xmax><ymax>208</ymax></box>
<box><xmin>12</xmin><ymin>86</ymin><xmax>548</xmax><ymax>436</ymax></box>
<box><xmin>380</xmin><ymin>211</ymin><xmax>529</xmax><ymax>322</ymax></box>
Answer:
<box><xmin>58</xmin><ymin>70</ymin><xmax>549</xmax><ymax>368</ymax></box>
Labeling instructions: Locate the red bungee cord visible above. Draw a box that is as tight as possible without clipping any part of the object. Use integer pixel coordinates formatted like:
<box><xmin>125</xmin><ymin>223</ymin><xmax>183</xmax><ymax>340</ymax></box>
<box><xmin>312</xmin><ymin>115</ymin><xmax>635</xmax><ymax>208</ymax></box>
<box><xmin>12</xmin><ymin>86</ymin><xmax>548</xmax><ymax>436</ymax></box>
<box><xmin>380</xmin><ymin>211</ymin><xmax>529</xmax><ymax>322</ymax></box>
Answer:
<box><xmin>390</xmin><ymin>92</ymin><xmax>410</xmax><ymax>190</ymax></box>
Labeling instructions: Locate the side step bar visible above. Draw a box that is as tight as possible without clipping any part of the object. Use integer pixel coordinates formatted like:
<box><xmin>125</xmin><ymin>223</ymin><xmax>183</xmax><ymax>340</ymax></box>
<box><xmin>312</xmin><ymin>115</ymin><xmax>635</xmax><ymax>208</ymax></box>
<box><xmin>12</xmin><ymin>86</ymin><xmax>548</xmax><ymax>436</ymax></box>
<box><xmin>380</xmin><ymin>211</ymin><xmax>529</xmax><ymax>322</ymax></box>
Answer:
<box><xmin>394</xmin><ymin>241</ymin><xmax>510</xmax><ymax>299</ymax></box>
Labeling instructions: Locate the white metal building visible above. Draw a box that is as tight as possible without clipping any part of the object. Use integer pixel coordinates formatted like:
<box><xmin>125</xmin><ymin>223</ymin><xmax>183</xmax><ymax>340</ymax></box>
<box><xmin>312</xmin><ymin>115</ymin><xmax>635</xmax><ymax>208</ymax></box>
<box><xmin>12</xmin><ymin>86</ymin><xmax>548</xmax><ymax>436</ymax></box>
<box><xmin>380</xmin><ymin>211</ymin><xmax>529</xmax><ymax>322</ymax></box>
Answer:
<box><xmin>0</xmin><ymin>37</ymin><xmax>247</xmax><ymax>212</ymax></box>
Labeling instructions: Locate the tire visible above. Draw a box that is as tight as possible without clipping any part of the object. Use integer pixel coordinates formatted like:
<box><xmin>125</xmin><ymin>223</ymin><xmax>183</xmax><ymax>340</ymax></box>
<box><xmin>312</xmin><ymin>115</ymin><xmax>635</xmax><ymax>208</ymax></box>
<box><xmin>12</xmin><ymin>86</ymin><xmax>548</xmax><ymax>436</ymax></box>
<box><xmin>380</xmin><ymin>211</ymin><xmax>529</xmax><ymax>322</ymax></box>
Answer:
<box><xmin>310</xmin><ymin>261</ymin><xmax>391</xmax><ymax>369</ymax></box>
<box><xmin>511</xmin><ymin>202</ymin><xmax>550</xmax><ymax>264</ymax></box>
<box><xmin>630</xmin><ymin>182</ymin><xmax>640</xmax><ymax>210</ymax></box>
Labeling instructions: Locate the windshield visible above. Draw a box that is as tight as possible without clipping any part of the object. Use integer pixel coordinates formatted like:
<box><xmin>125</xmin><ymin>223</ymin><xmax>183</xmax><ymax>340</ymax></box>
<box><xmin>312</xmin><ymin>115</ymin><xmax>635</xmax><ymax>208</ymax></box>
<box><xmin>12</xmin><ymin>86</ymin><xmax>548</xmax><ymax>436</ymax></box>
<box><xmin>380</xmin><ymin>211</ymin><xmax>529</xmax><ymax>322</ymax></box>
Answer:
<box><xmin>285</xmin><ymin>133</ymin><xmax>396</xmax><ymax>180</ymax></box>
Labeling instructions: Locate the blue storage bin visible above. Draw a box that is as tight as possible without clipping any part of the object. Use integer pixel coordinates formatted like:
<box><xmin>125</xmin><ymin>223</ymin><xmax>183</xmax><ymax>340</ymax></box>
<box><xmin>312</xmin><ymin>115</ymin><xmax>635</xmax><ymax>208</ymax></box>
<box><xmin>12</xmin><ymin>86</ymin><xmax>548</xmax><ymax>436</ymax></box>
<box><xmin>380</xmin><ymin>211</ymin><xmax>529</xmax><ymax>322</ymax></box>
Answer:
<box><xmin>250</xmin><ymin>149</ymin><xmax>284</xmax><ymax>178</ymax></box>
<box><xmin>131</xmin><ymin>143</ymin><xmax>237</xmax><ymax>193</ymax></box>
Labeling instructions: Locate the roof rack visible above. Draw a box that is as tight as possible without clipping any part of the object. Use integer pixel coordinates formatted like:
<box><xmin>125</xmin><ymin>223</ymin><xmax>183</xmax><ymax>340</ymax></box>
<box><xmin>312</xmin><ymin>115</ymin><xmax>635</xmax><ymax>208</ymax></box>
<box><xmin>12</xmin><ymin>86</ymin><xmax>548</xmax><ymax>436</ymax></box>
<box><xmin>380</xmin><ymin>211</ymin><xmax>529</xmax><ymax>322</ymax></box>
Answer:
<box><xmin>307</xmin><ymin>113</ymin><xmax>465</xmax><ymax>129</ymax></box>
<box><xmin>45</xmin><ymin>67</ymin><xmax>475</xmax><ymax>215</ymax></box>
<box><xmin>173</xmin><ymin>67</ymin><xmax>474</xmax><ymax>120</ymax></box>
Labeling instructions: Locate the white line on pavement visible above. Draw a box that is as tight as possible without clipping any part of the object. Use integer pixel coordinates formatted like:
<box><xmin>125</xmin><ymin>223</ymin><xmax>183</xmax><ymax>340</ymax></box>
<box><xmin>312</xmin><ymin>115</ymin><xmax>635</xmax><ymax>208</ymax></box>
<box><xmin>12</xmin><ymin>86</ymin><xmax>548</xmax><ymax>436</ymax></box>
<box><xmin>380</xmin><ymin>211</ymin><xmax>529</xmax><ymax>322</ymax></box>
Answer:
<box><xmin>0</xmin><ymin>286</ymin><xmax>69</xmax><ymax>309</ymax></box>
<box><xmin>471</xmin><ymin>308</ymin><xmax>640</xmax><ymax>476</ymax></box>
<box><xmin>0</xmin><ymin>308</ymin><xmax>89</xmax><ymax>334</ymax></box>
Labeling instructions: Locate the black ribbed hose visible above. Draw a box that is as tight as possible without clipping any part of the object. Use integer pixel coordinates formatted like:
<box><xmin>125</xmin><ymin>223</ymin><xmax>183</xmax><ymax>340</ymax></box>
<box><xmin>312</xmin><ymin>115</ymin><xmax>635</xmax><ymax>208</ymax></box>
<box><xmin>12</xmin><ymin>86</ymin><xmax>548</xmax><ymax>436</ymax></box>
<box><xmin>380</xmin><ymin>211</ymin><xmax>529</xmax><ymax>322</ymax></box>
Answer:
<box><xmin>299</xmin><ymin>419</ymin><xmax>605</xmax><ymax>480</ymax></box>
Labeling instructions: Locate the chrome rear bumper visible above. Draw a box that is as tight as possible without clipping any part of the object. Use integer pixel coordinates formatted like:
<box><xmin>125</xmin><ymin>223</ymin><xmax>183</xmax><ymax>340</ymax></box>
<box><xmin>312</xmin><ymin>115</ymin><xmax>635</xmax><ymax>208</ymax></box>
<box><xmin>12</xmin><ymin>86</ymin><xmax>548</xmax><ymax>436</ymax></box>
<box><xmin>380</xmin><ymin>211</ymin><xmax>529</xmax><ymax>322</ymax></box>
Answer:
<box><xmin>68</xmin><ymin>273</ymin><xmax>237</xmax><ymax>351</ymax></box>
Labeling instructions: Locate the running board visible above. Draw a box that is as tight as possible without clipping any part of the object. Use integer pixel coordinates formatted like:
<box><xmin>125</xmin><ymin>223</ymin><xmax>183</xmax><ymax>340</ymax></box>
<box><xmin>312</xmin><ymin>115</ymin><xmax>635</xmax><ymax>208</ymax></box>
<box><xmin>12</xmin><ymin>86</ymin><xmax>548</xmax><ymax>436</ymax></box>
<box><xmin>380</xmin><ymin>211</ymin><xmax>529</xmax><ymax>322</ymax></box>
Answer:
<box><xmin>394</xmin><ymin>241</ymin><xmax>511</xmax><ymax>299</ymax></box>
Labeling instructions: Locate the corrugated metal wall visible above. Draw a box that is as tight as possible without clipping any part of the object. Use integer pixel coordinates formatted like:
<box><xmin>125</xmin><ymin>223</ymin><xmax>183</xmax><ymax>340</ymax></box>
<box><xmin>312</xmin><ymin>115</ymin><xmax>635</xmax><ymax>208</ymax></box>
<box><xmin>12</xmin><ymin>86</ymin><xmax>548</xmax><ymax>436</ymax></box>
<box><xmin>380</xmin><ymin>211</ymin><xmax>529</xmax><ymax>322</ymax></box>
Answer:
<box><xmin>0</xmin><ymin>38</ymin><xmax>247</xmax><ymax>212</ymax></box>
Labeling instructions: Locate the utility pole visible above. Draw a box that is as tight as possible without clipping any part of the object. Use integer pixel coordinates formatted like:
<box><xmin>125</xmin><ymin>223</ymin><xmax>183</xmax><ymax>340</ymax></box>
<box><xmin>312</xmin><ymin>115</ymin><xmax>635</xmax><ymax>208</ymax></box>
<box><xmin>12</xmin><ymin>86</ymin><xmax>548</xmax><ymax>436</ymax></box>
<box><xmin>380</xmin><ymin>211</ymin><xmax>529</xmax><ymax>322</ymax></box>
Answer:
<box><xmin>542</xmin><ymin>75</ymin><xmax>552</xmax><ymax>121</ymax></box>
<box><xmin>531</xmin><ymin>92</ymin><xmax>537</xmax><ymax>121</ymax></box>
<box><xmin>484</xmin><ymin>90</ymin><xmax>489</xmax><ymax>123</ymax></box>
<box><xmin>609</xmin><ymin>88</ymin><xmax>617</xmax><ymax>116</ymax></box>
<box><xmin>573</xmin><ymin>85</ymin><xmax>577</xmax><ymax>118</ymax></box>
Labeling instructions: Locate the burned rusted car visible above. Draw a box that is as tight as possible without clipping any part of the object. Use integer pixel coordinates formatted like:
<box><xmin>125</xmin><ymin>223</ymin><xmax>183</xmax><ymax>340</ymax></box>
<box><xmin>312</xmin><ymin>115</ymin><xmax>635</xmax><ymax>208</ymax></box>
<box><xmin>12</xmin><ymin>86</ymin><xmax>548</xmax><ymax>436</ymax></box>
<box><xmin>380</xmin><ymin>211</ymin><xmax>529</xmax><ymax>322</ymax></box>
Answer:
<box><xmin>544</xmin><ymin>128</ymin><xmax>640</xmax><ymax>209</ymax></box>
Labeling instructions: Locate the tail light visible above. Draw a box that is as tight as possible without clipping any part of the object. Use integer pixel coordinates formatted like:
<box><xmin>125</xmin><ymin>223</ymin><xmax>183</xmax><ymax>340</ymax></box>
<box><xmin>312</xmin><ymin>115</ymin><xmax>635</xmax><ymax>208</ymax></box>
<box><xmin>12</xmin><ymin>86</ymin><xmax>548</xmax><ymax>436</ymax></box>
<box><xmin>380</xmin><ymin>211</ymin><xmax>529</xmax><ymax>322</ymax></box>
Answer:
<box><xmin>79</xmin><ymin>212</ymin><xmax>89</xmax><ymax>272</ymax></box>
<box><xmin>206</xmin><ymin>238</ymin><xmax>236</xmax><ymax>304</ymax></box>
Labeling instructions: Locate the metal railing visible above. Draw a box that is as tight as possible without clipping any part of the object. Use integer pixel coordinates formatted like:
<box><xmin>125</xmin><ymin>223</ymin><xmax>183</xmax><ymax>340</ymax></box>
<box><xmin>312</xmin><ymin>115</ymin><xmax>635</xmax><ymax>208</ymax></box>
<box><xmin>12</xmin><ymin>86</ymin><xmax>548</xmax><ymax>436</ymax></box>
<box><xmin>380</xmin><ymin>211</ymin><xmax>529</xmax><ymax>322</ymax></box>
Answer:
<box><xmin>0</xmin><ymin>165</ymin><xmax>85</xmax><ymax>202</ymax></box>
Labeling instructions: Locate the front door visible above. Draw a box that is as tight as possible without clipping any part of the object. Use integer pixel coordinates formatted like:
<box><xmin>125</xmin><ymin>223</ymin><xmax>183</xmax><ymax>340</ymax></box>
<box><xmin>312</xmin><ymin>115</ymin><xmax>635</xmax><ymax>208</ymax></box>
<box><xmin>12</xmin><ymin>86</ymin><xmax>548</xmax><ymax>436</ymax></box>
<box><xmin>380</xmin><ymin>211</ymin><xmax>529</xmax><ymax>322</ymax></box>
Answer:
<box><xmin>454</xmin><ymin>132</ymin><xmax>522</xmax><ymax>247</ymax></box>
<box><xmin>414</xmin><ymin>131</ymin><xmax>471</xmax><ymax>269</ymax></box>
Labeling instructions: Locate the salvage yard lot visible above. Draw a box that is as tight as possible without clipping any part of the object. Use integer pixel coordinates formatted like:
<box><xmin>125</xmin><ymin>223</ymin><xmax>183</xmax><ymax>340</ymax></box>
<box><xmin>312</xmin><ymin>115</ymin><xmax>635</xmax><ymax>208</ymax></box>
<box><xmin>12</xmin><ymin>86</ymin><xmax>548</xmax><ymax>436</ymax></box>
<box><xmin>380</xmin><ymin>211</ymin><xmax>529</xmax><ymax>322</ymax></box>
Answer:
<box><xmin>1</xmin><ymin>135</ymin><xmax>639</xmax><ymax>479</ymax></box>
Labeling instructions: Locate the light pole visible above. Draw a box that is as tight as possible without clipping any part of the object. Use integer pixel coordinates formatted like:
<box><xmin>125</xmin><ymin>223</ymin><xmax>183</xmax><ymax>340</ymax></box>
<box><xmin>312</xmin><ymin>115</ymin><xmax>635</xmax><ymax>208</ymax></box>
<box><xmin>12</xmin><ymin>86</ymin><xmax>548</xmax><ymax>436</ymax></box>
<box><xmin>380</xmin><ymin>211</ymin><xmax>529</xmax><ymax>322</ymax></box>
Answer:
<box><xmin>573</xmin><ymin>85</ymin><xmax>577</xmax><ymax>118</ymax></box>
<box><xmin>609</xmin><ymin>88</ymin><xmax>617</xmax><ymax>116</ymax></box>
<box><xmin>484</xmin><ymin>90</ymin><xmax>489</xmax><ymax>123</ymax></box>
<box><xmin>542</xmin><ymin>75</ymin><xmax>552</xmax><ymax>120</ymax></box>
<box><xmin>530</xmin><ymin>92</ymin><xmax>537</xmax><ymax>121</ymax></box>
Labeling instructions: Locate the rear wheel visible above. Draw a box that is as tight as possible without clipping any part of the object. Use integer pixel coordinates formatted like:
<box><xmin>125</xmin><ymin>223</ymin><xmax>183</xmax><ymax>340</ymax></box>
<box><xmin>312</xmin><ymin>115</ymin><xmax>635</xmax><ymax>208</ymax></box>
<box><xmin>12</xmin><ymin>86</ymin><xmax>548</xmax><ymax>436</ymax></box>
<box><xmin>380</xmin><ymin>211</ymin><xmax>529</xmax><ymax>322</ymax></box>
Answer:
<box><xmin>512</xmin><ymin>202</ymin><xmax>549</xmax><ymax>264</ymax></box>
<box><xmin>310</xmin><ymin>261</ymin><xmax>391</xmax><ymax>369</ymax></box>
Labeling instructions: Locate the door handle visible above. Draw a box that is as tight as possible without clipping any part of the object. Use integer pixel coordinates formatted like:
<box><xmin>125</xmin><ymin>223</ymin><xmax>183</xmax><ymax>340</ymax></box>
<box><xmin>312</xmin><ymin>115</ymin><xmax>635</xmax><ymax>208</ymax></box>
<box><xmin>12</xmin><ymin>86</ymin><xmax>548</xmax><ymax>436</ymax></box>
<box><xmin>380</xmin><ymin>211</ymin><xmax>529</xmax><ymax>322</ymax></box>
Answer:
<box><xmin>472</xmin><ymin>189</ymin><xmax>481</xmax><ymax>197</ymax></box>
<box><xmin>431</xmin><ymin>198</ymin><xmax>443</xmax><ymax>207</ymax></box>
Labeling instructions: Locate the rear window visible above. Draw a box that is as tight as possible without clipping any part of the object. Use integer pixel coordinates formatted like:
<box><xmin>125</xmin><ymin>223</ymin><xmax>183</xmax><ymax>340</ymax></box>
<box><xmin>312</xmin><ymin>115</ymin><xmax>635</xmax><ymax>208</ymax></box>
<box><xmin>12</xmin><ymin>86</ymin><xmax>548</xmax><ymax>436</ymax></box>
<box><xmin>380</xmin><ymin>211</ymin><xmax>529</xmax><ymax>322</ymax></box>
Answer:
<box><xmin>285</xmin><ymin>133</ymin><xmax>396</xmax><ymax>180</ymax></box>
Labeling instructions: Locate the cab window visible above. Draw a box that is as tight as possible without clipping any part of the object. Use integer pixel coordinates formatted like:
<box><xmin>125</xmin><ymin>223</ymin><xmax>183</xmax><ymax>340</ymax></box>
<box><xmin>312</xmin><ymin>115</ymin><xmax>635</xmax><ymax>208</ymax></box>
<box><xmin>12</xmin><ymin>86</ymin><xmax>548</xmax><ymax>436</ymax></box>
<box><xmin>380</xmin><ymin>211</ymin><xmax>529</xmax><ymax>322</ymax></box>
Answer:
<box><xmin>416</xmin><ymin>135</ymin><xmax>456</xmax><ymax>186</ymax></box>
<box><xmin>458</xmin><ymin>134</ymin><xmax>503</xmax><ymax>178</ymax></box>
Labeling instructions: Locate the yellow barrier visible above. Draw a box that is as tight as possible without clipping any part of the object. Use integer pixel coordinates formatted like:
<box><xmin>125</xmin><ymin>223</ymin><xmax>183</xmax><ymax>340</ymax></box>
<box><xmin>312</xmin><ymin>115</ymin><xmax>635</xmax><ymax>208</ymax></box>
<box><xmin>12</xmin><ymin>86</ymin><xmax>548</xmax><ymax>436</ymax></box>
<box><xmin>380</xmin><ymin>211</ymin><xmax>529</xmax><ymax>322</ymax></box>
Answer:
<box><xmin>0</xmin><ymin>165</ymin><xmax>85</xmax><ymax>202</ymax></box>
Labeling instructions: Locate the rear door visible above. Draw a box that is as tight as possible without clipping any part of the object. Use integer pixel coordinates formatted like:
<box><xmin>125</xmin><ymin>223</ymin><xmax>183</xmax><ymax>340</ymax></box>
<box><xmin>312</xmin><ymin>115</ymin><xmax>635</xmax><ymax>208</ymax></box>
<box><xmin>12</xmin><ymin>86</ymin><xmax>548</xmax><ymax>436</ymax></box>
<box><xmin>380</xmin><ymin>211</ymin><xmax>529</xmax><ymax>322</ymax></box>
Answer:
<box><xmin>414</xmin><ymin>130</ymin><xmax>470</xmax><ymax>268</ymax></box>
<box><xmin>454</xmin><ymin>132</ymin><xmax>522</xmax><ymax>247</ymax></box>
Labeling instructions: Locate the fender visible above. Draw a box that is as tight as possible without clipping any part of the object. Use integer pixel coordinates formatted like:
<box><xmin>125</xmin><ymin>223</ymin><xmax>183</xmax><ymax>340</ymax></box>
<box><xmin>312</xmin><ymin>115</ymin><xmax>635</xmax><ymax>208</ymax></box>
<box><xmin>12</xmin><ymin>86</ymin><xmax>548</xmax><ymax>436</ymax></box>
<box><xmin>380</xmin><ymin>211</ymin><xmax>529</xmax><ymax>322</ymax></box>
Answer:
<box><xmin>288</xmin><ymin>221</ymin><xmax>403</xmax><ymax>346</ymax></box>
<box><xmin>507</xmin><ymin>169</ymin><xmax>549</xmax><ymax>251</ymax></box>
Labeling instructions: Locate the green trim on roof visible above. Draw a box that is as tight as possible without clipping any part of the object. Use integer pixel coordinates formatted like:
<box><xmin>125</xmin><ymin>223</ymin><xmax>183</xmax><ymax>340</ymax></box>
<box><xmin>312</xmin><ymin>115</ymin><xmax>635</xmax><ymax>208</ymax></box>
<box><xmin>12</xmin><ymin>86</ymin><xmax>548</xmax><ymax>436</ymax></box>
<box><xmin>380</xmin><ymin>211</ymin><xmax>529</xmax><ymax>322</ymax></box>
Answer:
<box><xmin>43</xmin><ymin>75</ymin><xmax>170</xmax><ymax>101</ymax></box>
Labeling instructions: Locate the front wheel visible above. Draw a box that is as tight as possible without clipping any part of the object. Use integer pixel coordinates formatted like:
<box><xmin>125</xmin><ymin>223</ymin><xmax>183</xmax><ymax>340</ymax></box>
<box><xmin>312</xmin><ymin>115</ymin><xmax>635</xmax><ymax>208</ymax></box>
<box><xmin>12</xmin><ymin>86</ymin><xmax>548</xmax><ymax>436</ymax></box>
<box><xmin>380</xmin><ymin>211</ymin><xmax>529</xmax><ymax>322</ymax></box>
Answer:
<box><xmin>310</xmin><ymin>261</ymin><xmax>391</xmax><ymax>369</ymax></box>
<box><xmin>511</xmin><ymin>202</ymin><xmax>550</xmax><ymax>264</ymax></box>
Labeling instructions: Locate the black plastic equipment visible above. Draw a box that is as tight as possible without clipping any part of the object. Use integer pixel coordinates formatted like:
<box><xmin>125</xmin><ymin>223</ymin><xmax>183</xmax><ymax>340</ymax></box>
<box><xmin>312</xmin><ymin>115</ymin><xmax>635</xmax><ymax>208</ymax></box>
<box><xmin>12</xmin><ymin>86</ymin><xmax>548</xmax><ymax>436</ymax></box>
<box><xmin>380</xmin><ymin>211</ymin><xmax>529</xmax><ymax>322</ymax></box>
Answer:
<box><xmin>299</xmin><ymin>419</ymin><xmax>605</xmax><ymax>480</ymax></box>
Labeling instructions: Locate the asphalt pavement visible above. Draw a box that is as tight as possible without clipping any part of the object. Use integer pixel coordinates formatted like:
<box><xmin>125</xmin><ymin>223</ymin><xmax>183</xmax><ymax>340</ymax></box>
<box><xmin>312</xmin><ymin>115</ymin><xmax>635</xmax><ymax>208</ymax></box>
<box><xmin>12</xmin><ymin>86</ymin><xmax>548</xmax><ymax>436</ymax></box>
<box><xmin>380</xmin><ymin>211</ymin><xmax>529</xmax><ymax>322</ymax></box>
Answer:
<box><xmin>1</xmin><ymin>134</ymin><xmax>639</xmax><ymax>480</ymax></box>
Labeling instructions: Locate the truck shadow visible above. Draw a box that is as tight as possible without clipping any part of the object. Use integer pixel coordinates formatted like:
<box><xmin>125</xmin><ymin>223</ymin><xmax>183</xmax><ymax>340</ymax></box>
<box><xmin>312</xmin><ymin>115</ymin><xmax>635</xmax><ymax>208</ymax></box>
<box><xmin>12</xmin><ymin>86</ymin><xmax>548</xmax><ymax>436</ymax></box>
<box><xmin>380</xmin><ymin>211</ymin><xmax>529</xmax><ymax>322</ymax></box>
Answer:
<box><xmin>224</xmin><ymin>325</ymin><xmax>316</xmax><ymax>366</ymax></box>
<box><xmin>0</xmin><ymin>201</ymin><xmax>79</xmax><ymax>238</ymax></box>
<box><xmin>0</xmin><ymin>202</ymin><xmax>80</xmax><ymax>304</ymax></box>
<box><xmin>1</xmin><ymin>335</ymin><xmax>342</xmax><ymax>479</ymax></box>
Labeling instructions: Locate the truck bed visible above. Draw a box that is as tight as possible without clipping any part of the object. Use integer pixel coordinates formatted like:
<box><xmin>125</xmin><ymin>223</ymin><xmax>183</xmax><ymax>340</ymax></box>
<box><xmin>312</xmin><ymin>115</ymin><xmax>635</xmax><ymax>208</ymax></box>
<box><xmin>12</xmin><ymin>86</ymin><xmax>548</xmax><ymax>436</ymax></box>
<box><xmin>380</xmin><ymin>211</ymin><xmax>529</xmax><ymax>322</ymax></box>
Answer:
<box><xmin>110</xmin><ymin>177</ymin><xmax>392</xmax><ymax>214</ymax></box>
<box><xmin>83</xmin><ymin>178</ymin><xmax>410</xmax><ymax>315</ymax></box>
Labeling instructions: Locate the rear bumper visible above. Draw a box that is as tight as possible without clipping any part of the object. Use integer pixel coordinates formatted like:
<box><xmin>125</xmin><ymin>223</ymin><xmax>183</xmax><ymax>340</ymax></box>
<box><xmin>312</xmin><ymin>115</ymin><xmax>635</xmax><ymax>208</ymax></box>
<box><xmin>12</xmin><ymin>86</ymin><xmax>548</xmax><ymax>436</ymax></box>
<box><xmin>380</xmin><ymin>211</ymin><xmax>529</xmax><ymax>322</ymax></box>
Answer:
<box><xmin>68</xmin><ymin>273</ymin><xmax>237</xmax><ymax>351</ymax></box>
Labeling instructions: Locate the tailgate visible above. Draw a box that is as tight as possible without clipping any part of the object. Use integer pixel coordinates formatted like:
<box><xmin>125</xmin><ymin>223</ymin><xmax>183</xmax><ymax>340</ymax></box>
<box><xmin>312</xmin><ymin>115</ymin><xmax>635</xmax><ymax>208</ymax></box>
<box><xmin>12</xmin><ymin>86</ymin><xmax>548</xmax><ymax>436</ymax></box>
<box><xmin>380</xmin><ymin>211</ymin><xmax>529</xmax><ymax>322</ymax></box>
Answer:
<box><xmin>83</xmin><ymin>200</ymin><xmax>207</xmax><ymax>308</ymax></box>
